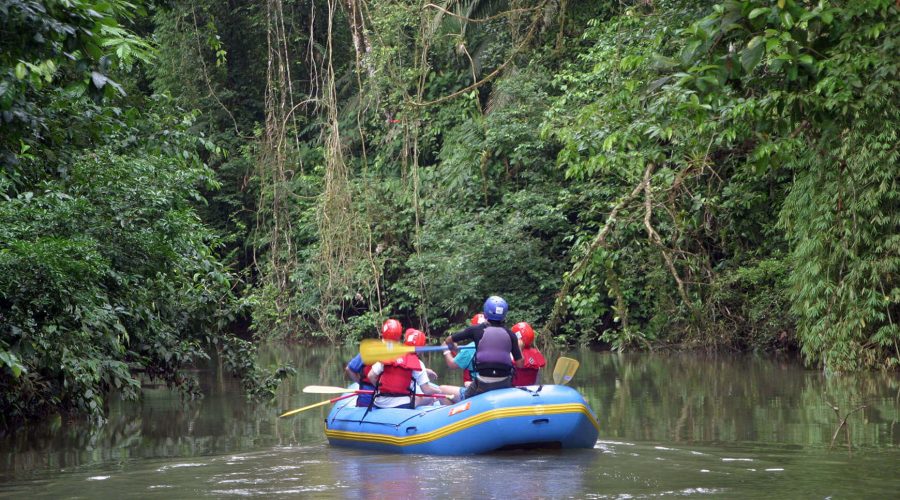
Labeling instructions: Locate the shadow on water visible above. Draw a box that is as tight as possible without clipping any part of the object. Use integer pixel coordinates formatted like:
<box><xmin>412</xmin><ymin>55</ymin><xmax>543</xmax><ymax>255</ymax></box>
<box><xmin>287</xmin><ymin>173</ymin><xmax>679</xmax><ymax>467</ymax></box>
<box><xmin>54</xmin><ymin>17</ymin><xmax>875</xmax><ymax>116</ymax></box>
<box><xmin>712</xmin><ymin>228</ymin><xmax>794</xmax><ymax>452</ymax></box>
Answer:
<box><xmin>1</xmin><ymin>345</ymin><xmax>898</xmax><ymax>498</ymax></box>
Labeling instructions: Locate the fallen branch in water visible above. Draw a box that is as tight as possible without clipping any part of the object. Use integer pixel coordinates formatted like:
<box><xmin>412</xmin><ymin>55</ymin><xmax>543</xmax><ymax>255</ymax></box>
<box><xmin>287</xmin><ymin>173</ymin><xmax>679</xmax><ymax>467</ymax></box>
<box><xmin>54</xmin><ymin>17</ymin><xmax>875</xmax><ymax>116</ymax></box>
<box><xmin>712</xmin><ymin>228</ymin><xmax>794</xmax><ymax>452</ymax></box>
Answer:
<box><xmin>824</xmin><ymin>397</ymin><xmax>867</xmax><ymax>453</ymax></box>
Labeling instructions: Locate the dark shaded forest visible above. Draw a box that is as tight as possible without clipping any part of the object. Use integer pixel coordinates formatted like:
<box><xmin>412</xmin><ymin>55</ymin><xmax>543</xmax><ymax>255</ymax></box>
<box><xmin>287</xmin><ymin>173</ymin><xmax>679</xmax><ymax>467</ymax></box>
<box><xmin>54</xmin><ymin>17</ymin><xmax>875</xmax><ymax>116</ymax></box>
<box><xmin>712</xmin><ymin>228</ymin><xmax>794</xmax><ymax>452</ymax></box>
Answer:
<box><xmin>1</xmin><ymin>0</ymin><xmax>897</xmax><ymax>425</ymax></box>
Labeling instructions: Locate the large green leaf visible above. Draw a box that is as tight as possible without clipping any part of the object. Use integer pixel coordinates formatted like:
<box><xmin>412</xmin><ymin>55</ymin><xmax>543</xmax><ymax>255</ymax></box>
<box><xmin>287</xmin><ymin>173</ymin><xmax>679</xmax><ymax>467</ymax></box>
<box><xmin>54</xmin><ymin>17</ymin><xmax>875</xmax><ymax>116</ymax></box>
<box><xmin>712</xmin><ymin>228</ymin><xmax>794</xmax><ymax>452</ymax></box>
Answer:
<box><xmin>741</xmin><ymin>36</ymin><xmax>766</xmax><ymax>73</ymax></box>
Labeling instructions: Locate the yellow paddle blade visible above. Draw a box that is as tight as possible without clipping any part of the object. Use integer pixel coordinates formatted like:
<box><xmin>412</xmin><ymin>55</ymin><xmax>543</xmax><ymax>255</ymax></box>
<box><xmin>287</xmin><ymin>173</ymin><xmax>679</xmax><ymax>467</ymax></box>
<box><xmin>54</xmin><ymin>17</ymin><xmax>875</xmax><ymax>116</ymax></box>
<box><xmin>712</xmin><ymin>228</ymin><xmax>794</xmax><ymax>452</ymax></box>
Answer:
<box><xmin>552</xmin><ymin>357</ymin><xmax>580</xmax><ymax>385</ymax></box>
<box><xmin>360</xmin><ymin>339</ymin><xmax>416</xmax><ymax>364</ymax></box>
<box><xmin>303</xmin><ymin>385</ymin><xmax>357</xmax><ymax>394</ymax></box>
<box><xmin>279</xmin><ymin>398</ymin><xmax>333</xmax><ymax>418</ymax></box>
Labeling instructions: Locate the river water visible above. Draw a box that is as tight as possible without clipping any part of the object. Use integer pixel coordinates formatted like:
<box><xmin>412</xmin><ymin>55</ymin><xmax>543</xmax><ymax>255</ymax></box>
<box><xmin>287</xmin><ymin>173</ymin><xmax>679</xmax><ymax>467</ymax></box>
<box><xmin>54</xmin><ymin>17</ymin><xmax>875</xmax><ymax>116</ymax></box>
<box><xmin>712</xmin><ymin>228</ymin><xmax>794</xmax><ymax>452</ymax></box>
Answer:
<box><xmin>1</xmin><ymin>346</ymin><xmax>897</xmax><ymax>498</ymax></box>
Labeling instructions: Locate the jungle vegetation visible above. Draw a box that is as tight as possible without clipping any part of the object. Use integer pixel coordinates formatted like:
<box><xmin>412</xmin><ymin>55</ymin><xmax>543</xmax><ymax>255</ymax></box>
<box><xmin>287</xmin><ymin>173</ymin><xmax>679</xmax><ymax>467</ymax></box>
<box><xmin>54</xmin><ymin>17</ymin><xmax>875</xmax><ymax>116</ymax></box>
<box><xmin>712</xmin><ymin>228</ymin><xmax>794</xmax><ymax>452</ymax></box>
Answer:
<box><xmin>1</xmin><ymin>0</ymin><xmax>897</xmax><ymax>426</ymax></box>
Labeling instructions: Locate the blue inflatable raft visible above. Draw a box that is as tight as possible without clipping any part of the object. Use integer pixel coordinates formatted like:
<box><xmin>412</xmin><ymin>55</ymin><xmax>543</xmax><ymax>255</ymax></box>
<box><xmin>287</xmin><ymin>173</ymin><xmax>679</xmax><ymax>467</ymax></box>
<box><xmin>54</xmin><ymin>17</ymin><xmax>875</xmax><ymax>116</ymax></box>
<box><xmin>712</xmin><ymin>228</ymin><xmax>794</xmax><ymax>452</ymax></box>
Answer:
<box><xmin>324</xmin><ymin>385</ymin><xmax>599</xmax><ymax>455</ymax></box>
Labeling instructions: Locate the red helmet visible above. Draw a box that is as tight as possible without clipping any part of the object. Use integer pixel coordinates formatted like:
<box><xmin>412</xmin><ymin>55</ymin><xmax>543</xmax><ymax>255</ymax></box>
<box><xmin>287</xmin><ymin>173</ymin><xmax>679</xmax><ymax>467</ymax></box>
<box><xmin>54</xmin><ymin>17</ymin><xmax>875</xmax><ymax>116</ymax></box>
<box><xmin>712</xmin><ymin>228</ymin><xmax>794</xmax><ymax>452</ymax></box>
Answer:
<box><xmin>470</xmin><ymin>313</ymin><xmax>486</xmax><ymax>326</ymax></box>
<box><xmin>404</xmin><ymin>328</ymin><xmax>426</xmax><ymax>347</ymax></box>
<box><xmin>512</xmin><ymin>322</ymin><xmax>535</xmax><ymax>347</ymax></box>
<box><xmin>381</xmin><ymin>319</ymin><xmax>403</xmax><ymax>341</ymax></box>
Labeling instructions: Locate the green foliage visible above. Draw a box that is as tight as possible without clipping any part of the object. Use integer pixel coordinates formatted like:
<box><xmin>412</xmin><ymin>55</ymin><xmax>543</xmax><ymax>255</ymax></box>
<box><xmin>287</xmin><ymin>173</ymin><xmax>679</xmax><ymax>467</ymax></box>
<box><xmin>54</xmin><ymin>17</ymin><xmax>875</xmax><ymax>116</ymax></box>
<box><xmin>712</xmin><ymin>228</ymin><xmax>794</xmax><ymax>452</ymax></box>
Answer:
<box><xmin>782</xmin><ymin>125</ymin><xmax>899</xmax><ymax>371</ymax></box>
<box><xmin>543</xmin><ymin>0</ymin><xmax>897</xmax><ymax>368</ymax></box>
<box><xmin>677</xmin><ymin>0</ymin><xmax>899</xmax><ymax>369</ymax></box>
<box><xmin>0</xmin><ymin>0</ymin><xmax>154</xmax><ymax>172</ymax></box>
<box><xmin>83</xmin><ymin>0</ymin><xmax>895</xmax><ymax>379</ymax></box>
<box><xmin>0</xmin><ymin>105</ymin><xmax>219</xmax><ymax>424</ymax></box>
<box><xmin>0</xmin><ymin>1</ymin><xmax>293</xmax><ymax>428</ymax></box>
<box><xmin>218</xmin><ymin>335</ymin><xmax>296</xmax><ymax>399</ymax></box>
<box><xmin>88</xmin><ymin>0</ymin><xmax>895</xmax><ymax>384</ymax></box>
<box><xmin>396</xmin><ymin>188</ymin><xmax>568</xmax><ymax>330</ymax></box>
<box><xmin>700</xmin><ymin>258</ymin><xmax>794</xmax><ymax>350</ymax></box>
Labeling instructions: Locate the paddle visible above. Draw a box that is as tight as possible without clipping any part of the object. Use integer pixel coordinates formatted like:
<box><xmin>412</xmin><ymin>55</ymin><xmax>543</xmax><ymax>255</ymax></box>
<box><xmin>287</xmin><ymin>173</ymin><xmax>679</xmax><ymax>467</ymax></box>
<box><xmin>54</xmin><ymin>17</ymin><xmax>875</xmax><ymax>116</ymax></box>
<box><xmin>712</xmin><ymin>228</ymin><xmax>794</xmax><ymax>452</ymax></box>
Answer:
<box><xmin>302</xmin><ymin>385</ymin><xmax>453</xmax><ymax>399</ymax></box>
<box><xmin>279</xmin><ymin>392</ymin><xmax>358</xmax><ymax>418</ymax></box>
<box><xmin>360</xmin><ymin>339</ymin><xmax>473</xmax><ymax>364</ymax></box>
<box><xmin>280</xmin><ymin>388</ymin><xmax>454</xmax><ymax>418</ymax></box>
<box><xmin>303</xmin><ymin>385</ymin><xmax>363</xmax><ymax>394</ymax></box>
<box><xmin>552</xmin><ymin>356</ymin><xmax>579</xmax><ymax>385</ymax></box>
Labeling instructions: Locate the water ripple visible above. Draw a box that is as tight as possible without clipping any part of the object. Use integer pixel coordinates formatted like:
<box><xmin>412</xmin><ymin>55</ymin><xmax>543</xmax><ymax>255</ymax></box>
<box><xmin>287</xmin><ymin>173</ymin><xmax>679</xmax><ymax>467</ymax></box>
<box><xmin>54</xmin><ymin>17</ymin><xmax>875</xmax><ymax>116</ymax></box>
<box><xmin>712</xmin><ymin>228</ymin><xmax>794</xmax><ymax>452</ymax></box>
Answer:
<box><xmin>156</xmin><ymin>462</ymin><xmax>207</xmax><ymax>472</ymax></box>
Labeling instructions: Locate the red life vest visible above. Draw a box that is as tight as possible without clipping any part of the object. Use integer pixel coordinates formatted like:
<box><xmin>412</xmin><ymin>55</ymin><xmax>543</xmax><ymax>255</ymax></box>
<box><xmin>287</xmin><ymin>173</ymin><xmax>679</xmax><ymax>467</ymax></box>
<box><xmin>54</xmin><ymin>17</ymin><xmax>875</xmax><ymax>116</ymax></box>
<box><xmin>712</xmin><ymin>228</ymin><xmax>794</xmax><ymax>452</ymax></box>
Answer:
<box><xmin>512</xmin><ymin>347</ymin><xmax>546</xmax><ymax>386</ymax></box>
<box><xmin>377</xmin><ymin>353</ymin><xmax>420</xmax><ymax>396</ymax></box>
<box><xmin>463</xmin><ymin>368</ymin><xmax>472</xmax><ymax>383</ymax></box>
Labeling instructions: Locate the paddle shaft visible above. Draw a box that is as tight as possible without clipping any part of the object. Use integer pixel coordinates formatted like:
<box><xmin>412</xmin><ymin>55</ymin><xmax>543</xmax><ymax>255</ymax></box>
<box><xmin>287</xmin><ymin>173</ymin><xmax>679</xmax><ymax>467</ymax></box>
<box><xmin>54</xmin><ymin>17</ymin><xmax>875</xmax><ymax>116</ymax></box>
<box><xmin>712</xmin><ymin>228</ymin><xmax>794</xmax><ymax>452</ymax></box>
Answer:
<box><xmin>279</xmin><ymin>392</ymin><xmax>357</xmax><ymax>418</ymax></box>
<box><xmin>304</xmin><ymin>385</ymin><xmax>451</xmax><ymax>397</ymax></box>
<box><xmin>354</xmin><ymin>389</ymin><xmax>451</xmax><ymax>398</ymax></box>
<box><xmin>413</xmin><ymin>344</ymin><xmax>474</xmax><ymax>354</ymax></box>
<box><xmin>312</xmin><ymin>387</ymin><xmax>447</xmax><ymax>398</ymax></box>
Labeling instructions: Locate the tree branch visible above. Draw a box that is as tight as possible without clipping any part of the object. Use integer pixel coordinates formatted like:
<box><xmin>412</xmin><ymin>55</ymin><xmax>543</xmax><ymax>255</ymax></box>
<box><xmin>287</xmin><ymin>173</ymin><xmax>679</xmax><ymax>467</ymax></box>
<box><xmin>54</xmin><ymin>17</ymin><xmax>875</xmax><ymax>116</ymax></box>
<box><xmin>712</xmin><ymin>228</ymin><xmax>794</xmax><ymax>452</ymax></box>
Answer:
<box><xmin>411</xmin><ymin>0</ymin><xmax>549</xmax><ymax>107</ymax></box>
<box><xmin>542</xmin><ymin>163</ymin><xmax>655</xmax><ymax>337</ymax></box>
<box><xmin>825</xmin><ymin>397</ymin><xmax>868</xmax><ymax>453</ymax></box>
<box><xmin>422</xmin><ymin>3</ymin><xmax>541</xmax><ymax>24</ymax></box>
<box><xmin>643</xmin><ymin>165</ymin><xmax>691</xmax><ymax>306</ymax></box>
<box><xmin>190</xmin><ymin>2</ymin><xmax>242</xmax><ymax>137</ymax></box>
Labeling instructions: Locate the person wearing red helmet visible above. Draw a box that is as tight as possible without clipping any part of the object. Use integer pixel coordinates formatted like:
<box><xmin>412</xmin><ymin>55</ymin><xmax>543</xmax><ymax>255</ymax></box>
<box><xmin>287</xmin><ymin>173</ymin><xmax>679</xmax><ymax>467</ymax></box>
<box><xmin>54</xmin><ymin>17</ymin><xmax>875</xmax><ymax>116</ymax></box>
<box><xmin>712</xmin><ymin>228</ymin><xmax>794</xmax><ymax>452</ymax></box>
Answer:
<box><xmin>511</xmin><ymin>322</ymin><xmax>546</xmax><ymax>386</ymax></box>
<box><xmin>403</xmin><ymin>327</ymin><xmax>440</xmax><ymax>380</ymax></box>
<box><xmin>442</xmin><ymin>296</ymin><xmax>523</xmax><ymax>400</ymax></box>
<box><xmin>400</xmin><ymin>328</ymin><xmax>444</xmax><ymax>406</ymax></box>
<box><xmin>404</xmin><ymin>328</ymin><xmax>425</xmax><ymax>347</ymax></box>
<box><xmin>367</xmin><ymin>325</ymin><xmax>443</xmax><ymax>409</ymax></box>
<box><xmin>382</xmin><ymin>318</ymin><xmax>403</xmax><ymax>341</ymax></box>
<box><xmin>344</xmin><ymin>319</ymin><xmax>403</xmax><ymax>406</ymax></box>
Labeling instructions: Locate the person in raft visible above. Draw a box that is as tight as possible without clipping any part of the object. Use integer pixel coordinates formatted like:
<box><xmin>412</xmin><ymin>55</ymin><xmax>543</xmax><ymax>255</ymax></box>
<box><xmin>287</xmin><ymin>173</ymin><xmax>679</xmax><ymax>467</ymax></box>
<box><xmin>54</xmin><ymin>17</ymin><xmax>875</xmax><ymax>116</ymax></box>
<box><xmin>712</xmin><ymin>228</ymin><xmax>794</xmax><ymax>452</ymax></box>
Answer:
<box><xmin>402</xmin><ymin>328</ymin><xmax>444</xmax><ymax>407</ymax></box>
<box><xmin>344</xmin><ymin>319</ymin><xmax>402</xmax><ymax>406</ymax></box>
<box><xmin>367</xmin><ymin>325</ymin><xmax>443</xmax><ymax>409</ymax></box>
<box><xmin>441</xmin><ymin>313</ymin><xmax>483</xmax><ymax>387</ymax></box>
<box><xmin>442</xmin><ymin>296</ymin><xmax>523</xmax><ymax>399</ymax></box>
<box><xmin>405</xmin><ymin>327</ymin><xmax>441</xmax><ymax>383</ymax></box>
<box><xmin>511</xmin><ymin>321</ymin><xmax>546</xmax><ymax>386</ymax></box>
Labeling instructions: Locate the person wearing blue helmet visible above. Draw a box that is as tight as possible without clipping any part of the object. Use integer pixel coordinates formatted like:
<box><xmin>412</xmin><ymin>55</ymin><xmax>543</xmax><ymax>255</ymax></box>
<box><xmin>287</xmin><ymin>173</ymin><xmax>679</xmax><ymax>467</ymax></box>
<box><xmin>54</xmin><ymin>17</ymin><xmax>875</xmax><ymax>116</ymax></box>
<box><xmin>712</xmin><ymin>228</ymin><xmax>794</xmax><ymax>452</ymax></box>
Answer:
<box><xmin>442</xmin><ymin>296</ymin><xmax>523</xmax><ymax>399</ymax></box>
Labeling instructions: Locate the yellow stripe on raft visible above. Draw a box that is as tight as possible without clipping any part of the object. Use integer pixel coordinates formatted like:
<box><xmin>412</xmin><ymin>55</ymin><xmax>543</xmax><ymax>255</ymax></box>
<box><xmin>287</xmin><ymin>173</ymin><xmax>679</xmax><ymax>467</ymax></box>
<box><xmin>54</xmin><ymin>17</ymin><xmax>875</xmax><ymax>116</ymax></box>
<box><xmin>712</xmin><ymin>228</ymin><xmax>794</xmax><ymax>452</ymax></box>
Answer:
<box><xmin>324</xmin><ymin>403</ymin><xmax>599</xmax><ymax>447</ymax></box>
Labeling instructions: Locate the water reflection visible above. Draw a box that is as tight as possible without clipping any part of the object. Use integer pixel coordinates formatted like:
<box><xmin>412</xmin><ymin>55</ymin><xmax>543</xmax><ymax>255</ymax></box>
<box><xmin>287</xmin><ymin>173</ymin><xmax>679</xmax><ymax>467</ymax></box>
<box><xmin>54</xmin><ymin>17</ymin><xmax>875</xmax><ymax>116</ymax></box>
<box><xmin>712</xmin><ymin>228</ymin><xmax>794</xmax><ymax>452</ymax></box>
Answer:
<box><xmin>329</xmin><ymin>448</ymin><xmax>597</xmax><ymax>499</ymax></box>
<box><xmin>1</xmin><ymin>345</ymin><xmax>898</xmax><ymax>498</ymax></box>
<box><xmin>573</xmin><ymin>351</ymin><xmax>899</xmax><ymax>448</ymax></box>
<box><xmin>0</xmin><ymin>345</ymin><xmax>353</xmax><ymax>481</ymax></box>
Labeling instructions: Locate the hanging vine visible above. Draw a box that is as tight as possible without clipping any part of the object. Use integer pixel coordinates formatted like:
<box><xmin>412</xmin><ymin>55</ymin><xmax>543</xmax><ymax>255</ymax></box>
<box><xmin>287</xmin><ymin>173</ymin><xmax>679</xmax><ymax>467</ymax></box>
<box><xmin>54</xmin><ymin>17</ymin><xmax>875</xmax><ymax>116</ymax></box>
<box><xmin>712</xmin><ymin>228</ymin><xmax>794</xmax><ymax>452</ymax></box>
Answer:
<box><xmin>253</xmin><ymin>0</ymin><xmax>300</xmax><ymax>331</ymax></box>
<box><xmin>314</xmin><ymin>0</ymin><xmax>366</xmax><ymax>339</ymax></box>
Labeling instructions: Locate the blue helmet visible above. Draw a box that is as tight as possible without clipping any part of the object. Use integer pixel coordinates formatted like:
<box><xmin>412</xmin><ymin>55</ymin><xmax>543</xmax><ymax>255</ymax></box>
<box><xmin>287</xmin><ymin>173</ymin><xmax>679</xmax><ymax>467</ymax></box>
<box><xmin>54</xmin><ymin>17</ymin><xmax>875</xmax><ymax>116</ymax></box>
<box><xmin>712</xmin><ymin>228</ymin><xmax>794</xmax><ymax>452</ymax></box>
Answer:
<box><xmin>482</xmin><ymin>296</ymin><xmax>508</xmax><ymax>322</ymax></box>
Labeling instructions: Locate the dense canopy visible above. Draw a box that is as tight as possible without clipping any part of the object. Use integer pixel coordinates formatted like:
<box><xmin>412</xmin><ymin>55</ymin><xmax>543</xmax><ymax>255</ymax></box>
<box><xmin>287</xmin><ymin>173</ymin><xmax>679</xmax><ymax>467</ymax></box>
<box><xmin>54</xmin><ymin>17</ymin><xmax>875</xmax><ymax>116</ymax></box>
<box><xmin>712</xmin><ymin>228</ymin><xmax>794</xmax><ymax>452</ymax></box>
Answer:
<box><xmin>1</xmin><ymin>0</ymin><xmax>897</xmax><ymax>426</ymax></box>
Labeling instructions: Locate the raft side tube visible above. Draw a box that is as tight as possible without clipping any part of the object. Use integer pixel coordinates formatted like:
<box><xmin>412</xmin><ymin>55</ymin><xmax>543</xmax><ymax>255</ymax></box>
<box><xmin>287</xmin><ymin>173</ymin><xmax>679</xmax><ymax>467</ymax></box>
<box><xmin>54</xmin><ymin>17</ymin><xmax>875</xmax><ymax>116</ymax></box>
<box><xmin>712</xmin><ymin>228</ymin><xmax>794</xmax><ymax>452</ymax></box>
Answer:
<box><xmin>324</xmin><ymin>385</ymin><xmax>599</xmax><ymax>455</ymax></box>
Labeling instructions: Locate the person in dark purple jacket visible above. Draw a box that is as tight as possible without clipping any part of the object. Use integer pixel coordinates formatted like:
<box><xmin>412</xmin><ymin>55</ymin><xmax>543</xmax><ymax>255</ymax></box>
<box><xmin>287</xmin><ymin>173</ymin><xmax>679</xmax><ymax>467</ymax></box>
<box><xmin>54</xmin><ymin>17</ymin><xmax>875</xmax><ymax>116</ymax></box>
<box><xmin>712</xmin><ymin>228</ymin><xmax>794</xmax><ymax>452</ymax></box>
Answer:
<box><xmin>443</xmin><ymin>296</ymin><xmax>523</xmax><ymax>399</ymax></box>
